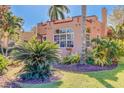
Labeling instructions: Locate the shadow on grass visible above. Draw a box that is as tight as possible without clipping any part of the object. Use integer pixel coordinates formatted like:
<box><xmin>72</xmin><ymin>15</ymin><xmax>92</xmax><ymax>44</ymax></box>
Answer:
<box><xmin>5</xmin><ymin>80</ymin><xmax>63</xmax><ymax>88</ymax></box>
<box><xmin>84</xmin><ymin>64</ymin><xmax>124</xmax><ymax>88</ymax></box>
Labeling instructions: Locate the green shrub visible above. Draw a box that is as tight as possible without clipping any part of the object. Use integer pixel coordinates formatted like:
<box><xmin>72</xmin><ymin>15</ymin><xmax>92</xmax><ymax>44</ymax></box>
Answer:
<box><xmin>62</xmin><ymin>54</ymin><xmax>80</xmax><ymax>65</ymax></box>
<box><xmin>92</xmin><ymin>38</ymin><xmax>119</xmax><ymax>66</ymax></box>
<box><xmin>0</xmin><ymin>54</ymin><xmax>8</xmax><ymax>75</ymax></box>
<box><xmin>117</xmin><ymin>41</ymin><xmax>124</xmax><ymax>56</ymax></box>
<box><xmin>86</xmin><ymin>56</ymin><xmax>94</xmax><ymax>65</ymax></box>
<box><xmin>11</xmin><ymin>37</ymin><xmax>59</xmax><ymax>81</ymax></box>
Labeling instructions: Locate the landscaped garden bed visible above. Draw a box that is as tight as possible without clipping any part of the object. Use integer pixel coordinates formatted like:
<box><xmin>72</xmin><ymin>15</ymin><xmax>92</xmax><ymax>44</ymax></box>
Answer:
<box><xmin>9</xmin><ymin>60</ymin><xmax>124</xmax><ymax>88</ymax></box>
<box><xmin>53</xmin><ymin>64</ymin><xmax>117</xmax><ymax>72</ymax></box>
<box><xmin>5</xmin><ymin>69</ymin><xmax>63</xmax><ymax>88</ymax></box>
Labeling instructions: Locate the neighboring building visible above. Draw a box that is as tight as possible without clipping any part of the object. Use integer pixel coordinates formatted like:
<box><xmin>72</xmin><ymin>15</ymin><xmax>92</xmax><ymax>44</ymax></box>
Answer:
<box><xmin>20</xmin><ymin>26</ymin><xmax>37</xmax><ymax>42</ymax></box>
<box><xmin>36</xmin><ymin>8</ymin><xmax>108</xmax><ymax>56</ymax></box>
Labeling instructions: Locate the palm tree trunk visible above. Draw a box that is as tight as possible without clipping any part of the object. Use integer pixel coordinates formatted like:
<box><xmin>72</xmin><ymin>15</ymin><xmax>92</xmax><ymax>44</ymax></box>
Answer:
<box><xmin>80</xmin><ymin>5</ymin><xmax>87</xmax><ymax>64</ymax></box>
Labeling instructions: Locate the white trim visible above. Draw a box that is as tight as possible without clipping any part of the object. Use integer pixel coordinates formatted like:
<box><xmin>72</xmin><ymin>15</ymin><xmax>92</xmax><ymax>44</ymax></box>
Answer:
<box><xmin>54</xmin><ymin>28</ymin><xmax>74</xmax><ymax>48</ymax></box>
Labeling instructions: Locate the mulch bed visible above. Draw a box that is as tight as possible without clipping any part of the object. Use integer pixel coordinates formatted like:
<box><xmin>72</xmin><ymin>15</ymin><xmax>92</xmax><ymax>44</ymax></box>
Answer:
<box><xmin>1</xmin><ymin>64</ymin><xmax>117</xmax><ymax>88</ymax></box>
<box><xmin>53</xmin><ymin>64</ymin><xmax>118</xmax><ymax>73</ymax></box>
<box><xmin>5</xmin><ymin>71</ymin><xmax>63</xmax><ymax>88</ymax></box>
<box><xmin>16</xmin><ymin>73</ymin><xmax>62</xmax><ymax>84</ymax></box>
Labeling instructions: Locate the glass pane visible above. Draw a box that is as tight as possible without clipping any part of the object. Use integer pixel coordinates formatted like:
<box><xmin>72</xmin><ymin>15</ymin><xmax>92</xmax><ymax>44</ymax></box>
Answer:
<box><xmin>60</xmin><ymin>41</ymin><xmax>66</xmax><ymax>47</ymax></box>
<box><xmin>86</xmin><ymin>41</ymin><xmax>90</xmax><ymax>47</ymax></box>
<box><xmin>67</xmin><ymin>29</ymin><xmax>73</xmax><ymax>33</ymax></box>
<box><xmin>60</xmin><ymin>29</ymin><xmax>66</xmax><ymax>33</ymax></box>
<box><xmin>55</xmin><ymin>41</ymin><xmax>59</xmax><ymax>44</ymax></box>
<box><xmin>86</xmin><ymin>34</ymin><xmax>90</xmax><ymax>40</ymax></box>
<box><xmin>60</xmin><ymin>34</ymin><xmax>66</xmax><ymax>41</ymax></box>
<box><xmin>43</xmin><ymin>36</ymin><xmax>46</xmax><ymax>40</ymax></box>
<box><xmin>54</xmin><ymin>35</ymin><xmax>59</xmax><ymax>41</ymax></box>
<box><xmin>55</xmin><ymin>29</ymin><xmax>60</xmax><ymax>34</ymax></box>
<box><xmin>67</xmin><ymin>41</ymin><xmax>73</xmax><ymax>47</ymax></box>
<box><xmin>67</xmin><ymin>34</ymin><xmax>73</xmax><ymax>40</ymax></box>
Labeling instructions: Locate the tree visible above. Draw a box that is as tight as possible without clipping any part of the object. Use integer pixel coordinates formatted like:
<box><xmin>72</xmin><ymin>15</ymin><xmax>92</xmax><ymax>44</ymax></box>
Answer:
<box><xmin>109</xmin><ymin>23</ymin><xmax>124</xmax><ymax>40</ymax></box>
<box><xmin>109</xmin><ymin>23</ymin><xmax>124</xmax><ymax>56</ymax></box>
<box><xmin>80</xmin><ymin>5</ymin><xmax>87</xmax><ymax>64</ymax></box>
<box><xmin>48</xmin><ymin>5</ymin><xmax>70</xmax><ymax>21</ymax></box>
<box><xmin>109</xmin><ymin>6</ymin><xmax>124</xmax><ymax>27</ymax></box>
<box><xmin>0</xmin><ymin>6</ymin><xmax>24</xmax><ymax>56</ymax></box>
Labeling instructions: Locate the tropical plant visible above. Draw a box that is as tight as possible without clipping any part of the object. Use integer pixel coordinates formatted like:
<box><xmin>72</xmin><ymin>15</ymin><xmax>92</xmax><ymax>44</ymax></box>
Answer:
<box><xmin>109</xmin><ymin>6</ymin><xmax>124</xmax><ymax>26</ymax></box>
<box><xmin>86</xmin><ymin>56</ymin><xmax>94</xmax><ymax>65</ymax></box>
<box><xmin>0</xmin><ymin>6</ymin><xmax>23</xmax><ymax>56</ymax></box>
<box><xmin>109</xmin><ymin>23</ymin><xmax>124</xmax><ymax>56</ymax></box>
<box><xmin>109</xmin><ymin>23</ymin><xmax>124</xmax><ymax>40</ymax></box>
<box><xmin>91</xmin><ymin>37</ymin><xmax>119</xmax><ymax>66</ymax></box>
<box><xmin>48</xmin><ymin>5</ymin><xmax>70</xmax><ymax>21</ymax></box>
<box><xmin>0</xmin><ymin>54</ymin><xmax>8</xmax><ymax>75</ymax></box>
<box><xmin>86</xmin><ymin>52</ymin><xmax>94</xmax><ymax>65</ymax></box>
<box><xmin>62</xmin><ymin>54</ymin><xmax>80</xmax><ymax>65</ymax></box>
<box><xmin>11</xmin><ymin>37</ymin><xmax>59</xmax><ymax>81</ymax></box>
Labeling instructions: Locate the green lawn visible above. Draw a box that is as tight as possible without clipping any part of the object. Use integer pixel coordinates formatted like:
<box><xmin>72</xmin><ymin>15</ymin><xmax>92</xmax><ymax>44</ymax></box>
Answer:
<box><xmin>16</xmin><ymin>57</ymin><xmax>124</xmax><ymax>88</ymax></box>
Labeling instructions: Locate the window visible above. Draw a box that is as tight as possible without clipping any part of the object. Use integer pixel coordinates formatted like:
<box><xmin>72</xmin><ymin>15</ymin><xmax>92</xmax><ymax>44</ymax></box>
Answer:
<box><xmin>86</xmin><ymin>34</ymin><xmax>90</xmax><ymax>47</ymax></box>
<box><xmin>86</xmin><ymin>40</ymin><xmax>90</xmax><ymax>47</ymax></box>
<box><xmin>54</xmin><ymin>28</ymin><xmax>74</xmax><ymax>48</ymax></box>
<box><xmin>67</xmin><ymin>34</ymin><xmax>73</xmax><ymax>40</ymax></box>
<box><xmin>60</xmin><ymin>34</ymin><xmax>66</xmax><ymax>41</ymax></box>
<box><xmin>60</xmin><ymin>41</ymin><xmax>66</xmax><ymax>47</ymax></box>
<box><xmin>67</xmin><ymin>41</ymin><xmax>73</xmax><ymax>47</ymax></box>
<box><xmin>42</xmin><ymin>35</ymin><xmax>46</xmax><ymax>41</ymax></box>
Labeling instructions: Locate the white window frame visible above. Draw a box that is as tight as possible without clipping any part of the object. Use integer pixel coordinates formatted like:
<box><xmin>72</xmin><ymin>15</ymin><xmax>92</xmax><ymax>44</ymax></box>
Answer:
<box><xmin>54</xmin><ymin>28</ymin><xmax>74</xmax><ymax>48</ymax></box>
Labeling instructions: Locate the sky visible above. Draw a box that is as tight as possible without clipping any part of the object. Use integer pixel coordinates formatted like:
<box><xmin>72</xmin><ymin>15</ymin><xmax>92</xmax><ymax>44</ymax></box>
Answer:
<box><xmin>11</xmin><ymin>5</ymin><xmax>115</xmax><ymax>31</ymax></box>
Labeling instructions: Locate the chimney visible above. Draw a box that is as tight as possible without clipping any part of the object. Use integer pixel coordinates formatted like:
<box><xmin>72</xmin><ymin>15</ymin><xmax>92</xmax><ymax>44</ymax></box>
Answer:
<box><xmin>102</xmin><ymin>7</ymin><xmax>107</xmax><ymax>36</ymax></box>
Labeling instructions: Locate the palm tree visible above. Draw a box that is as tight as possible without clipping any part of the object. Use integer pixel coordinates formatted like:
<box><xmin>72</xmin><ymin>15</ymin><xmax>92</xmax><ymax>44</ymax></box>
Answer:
<box><xmin>12</xmin><ymin>38</ymin><xmax>59</xmax><ymax>81</ymax></box>
<box><xmin>80</xmin><ymin>5</ymin><xmax>87</xmax><ymax>64</ymax></box>
<box><xmin>48</xmin><ymin>5</ymin><xmax>70</xmax><ymax>21</ymax></box>
<box><xmin>0</xmin><ymin>7</ymin><xmax>23</xmax><ymax>56</ymax></box>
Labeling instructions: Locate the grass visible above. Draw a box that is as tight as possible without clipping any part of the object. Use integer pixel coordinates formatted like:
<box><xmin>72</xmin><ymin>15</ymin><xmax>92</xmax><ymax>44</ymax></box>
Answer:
<box><xmin>15</xmin><ymin>57</ymin><xmax>124</xmax><ymax>88</ymax></box>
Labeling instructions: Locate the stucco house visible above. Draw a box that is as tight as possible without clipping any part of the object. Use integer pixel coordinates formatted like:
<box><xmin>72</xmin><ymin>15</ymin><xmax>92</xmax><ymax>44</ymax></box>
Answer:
<box><xmin>36</xmin><ymin>8</ymin><xmax>108</xmax><ymax>56</ymax></box>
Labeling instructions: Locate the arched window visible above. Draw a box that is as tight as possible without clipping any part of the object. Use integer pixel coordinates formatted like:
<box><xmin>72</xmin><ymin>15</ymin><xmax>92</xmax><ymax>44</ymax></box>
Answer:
<box><xmin>54</xmin><ymin>28</ymin><xmax>74</xmax><ymax>47</ymax></box>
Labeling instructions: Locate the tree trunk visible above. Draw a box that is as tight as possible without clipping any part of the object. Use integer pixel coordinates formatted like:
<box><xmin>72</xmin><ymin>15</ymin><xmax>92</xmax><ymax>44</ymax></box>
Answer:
<box><xmin>80</xmin><ymin>5</ymin><xmax>87</xmax><ymax>64</ymax></box>
<box><xmin>1</xmin><ymin>32</ymin><xmax>9</xmax><ymax>56</ymax></box>
<box><xmin>1</xmin><ymin>32</ymin><xmax>9</xmax><ymax>48</ymax></box>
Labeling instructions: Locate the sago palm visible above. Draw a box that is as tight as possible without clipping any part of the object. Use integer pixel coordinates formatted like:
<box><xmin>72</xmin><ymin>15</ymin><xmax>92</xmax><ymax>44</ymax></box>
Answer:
<box><xmin>11</xmin><ymin>37</ymin><xmax>59</xmax><ymax>81</ymax></box>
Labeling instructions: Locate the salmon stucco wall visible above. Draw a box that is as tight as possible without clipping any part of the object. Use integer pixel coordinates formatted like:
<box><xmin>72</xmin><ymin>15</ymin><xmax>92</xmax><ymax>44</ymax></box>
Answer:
<box><xmin>37</xmin><ymin>8</ymin><xmax>108</xmax><ymax>56</ymax></box>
